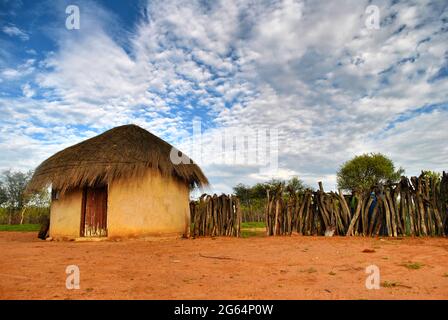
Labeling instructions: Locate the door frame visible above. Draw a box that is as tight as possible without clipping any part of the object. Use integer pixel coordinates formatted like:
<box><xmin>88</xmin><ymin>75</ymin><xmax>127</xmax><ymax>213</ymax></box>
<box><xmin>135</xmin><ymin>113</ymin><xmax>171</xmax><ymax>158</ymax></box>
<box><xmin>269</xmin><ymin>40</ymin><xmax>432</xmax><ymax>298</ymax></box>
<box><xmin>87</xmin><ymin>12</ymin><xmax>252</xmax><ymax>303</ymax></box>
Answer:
<box><xmin>80</xmin><ymin>188</ymin><xmax>87</xmax><ymax>237</ymax></box>
<box><xmin>80</xmin><ymin>185</ymin><xmax>108</xmax><ymax>237</ymax></box>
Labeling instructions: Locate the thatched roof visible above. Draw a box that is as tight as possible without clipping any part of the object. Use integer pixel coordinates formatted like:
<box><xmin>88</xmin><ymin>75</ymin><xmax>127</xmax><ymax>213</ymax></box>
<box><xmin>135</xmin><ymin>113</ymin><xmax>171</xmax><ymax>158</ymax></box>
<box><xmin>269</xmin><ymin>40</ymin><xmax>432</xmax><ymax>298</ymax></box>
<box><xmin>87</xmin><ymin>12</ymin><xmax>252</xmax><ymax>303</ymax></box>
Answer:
<box><xmin>27</xmin><ymin>124</ymin><xmax>208</xmax><ymax>193</ymax></box>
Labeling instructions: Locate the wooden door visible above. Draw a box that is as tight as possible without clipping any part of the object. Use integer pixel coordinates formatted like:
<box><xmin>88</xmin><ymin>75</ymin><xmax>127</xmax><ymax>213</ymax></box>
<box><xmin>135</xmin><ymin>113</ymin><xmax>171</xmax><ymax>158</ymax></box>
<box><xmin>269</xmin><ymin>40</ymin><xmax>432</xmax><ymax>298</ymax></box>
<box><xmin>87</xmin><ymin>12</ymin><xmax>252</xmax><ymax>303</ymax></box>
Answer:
<box><xmin>81</xmin><ymin>186</ymin><xmax>108</xmax><ymax>237</ymax></box>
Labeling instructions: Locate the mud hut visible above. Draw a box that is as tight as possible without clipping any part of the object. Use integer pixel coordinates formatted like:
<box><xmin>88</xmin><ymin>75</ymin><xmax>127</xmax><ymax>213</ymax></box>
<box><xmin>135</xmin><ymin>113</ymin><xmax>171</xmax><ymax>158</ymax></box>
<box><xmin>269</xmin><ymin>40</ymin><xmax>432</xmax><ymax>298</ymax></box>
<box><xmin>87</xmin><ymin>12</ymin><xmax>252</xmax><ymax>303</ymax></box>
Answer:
<box><xmin>27</xmin><ymin>124</ymin><xmax>208</xmax><ymax>240</ymax></box>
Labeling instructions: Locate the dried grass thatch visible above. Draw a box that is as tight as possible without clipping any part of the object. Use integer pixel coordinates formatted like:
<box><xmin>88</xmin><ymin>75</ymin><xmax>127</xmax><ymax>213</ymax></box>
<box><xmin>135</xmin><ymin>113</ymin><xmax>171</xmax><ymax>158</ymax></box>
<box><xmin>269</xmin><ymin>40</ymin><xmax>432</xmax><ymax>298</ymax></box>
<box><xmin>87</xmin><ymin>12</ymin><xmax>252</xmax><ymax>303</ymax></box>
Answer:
<box><xmin>27</xmin><ymin>124</ymin><xmax>208</xmax><ymax>193</ymax></box>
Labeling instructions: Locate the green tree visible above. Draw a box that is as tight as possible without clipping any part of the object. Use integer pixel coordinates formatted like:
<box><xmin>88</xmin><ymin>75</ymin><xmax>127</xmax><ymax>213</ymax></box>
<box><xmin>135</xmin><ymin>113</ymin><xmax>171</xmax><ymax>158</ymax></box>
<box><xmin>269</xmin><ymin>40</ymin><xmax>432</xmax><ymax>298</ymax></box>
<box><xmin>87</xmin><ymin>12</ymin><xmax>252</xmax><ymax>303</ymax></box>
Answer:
<box><xmin>250</xmin><ymin>183</ymin><xmax>269</xmax><ymax>199</ymax></box>
<box><xmin>2</xmin><ymin>170</ymin><xmax>32</xmax><ymax>208</ymax></box>
<box><xmin>286</xmin><ymin>176</ymin><xmax>306</xmax><ymax>194</ymax></box>
<box><xmin>337</xmin><ymin>153</ymin><xmax>404</xmax><ymax>193</ymax></box>
<box><xmin>233</xmin><ymin>183</ymin><xmax>251</xmax><ymax>206</ymax></box>
<box><xmin>0</xmin><ymin>181</ymin><xmax>7</xmax><ymax>206</ymax></box>
<box><xmin>421</xmin><ymin>170</ymin><xmax>441</xmax><ymax>181</ymax></box>
<box><xmin>233</xmin><ymin>183</ymin><xmax>265</xmax><ymax>222</ymax></box>
<box><xmin>1</xmin><ymin>170</ymin><xmax>33</xmax><ymax>224</ymax></box>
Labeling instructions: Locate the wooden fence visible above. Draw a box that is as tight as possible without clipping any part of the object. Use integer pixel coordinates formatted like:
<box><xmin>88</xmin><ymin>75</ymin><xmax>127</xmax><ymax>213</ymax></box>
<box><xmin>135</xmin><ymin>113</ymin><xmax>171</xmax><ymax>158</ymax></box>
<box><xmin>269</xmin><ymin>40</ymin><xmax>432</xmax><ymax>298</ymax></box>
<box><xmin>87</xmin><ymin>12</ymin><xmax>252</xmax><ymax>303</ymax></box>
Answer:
<box><xmin>266</xmin><ymin>172</ymin><xmax>448</xmax><ymax>237</ymax></box>
<box><xmin>190</xmin><ymin>194</ymin><xmax>242</xmax><ymax>237</ymax></box>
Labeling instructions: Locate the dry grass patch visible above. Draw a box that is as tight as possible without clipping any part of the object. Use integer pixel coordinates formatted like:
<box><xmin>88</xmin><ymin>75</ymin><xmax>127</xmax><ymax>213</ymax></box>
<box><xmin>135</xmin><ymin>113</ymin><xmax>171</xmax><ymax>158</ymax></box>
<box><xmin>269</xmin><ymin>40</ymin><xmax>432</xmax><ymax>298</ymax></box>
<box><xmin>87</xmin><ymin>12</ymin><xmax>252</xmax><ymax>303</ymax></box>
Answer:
<box><xmin>401</xmin><ymin>262</ymin><xmax>424</xmax><ymax>270</ymax></box>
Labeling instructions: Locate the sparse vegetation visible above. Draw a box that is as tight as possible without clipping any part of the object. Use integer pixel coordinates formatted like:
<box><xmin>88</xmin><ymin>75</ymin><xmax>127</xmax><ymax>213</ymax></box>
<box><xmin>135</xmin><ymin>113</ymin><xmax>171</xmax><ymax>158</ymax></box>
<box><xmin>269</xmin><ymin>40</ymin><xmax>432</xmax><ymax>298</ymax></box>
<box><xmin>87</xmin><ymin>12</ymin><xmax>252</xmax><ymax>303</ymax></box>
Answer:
<box><xmin>241</xmin><ymin>230</ymin><xmax>262</xmax><ymax>238</ymax></box>
<box><xmin>381</xmin><ymin>281</ymin><xmax>400</xmax><ymax>288</ymax></box>
<box><xmin>240</xmin><ymin>221</ymin><xmax>266</xmax><ymax>238</ymax></box>
<box><xmin>0</xmin><ymin>224</ymin><xmax>40</xmax><ymax>231</ymax></box>
<box><xmin>381</xmin><ymin>281</ymin><xmax>412</xmax><ymax>289</ymax></box>
<box><xmin>241</xmin><ymin>221</ymin><xmax>265</xmax><ymax>229</ymax></box>
<box><xmin>401</xmin><ymin>262</ymin><xmax>424</xmax><ymax>270</ymax></box>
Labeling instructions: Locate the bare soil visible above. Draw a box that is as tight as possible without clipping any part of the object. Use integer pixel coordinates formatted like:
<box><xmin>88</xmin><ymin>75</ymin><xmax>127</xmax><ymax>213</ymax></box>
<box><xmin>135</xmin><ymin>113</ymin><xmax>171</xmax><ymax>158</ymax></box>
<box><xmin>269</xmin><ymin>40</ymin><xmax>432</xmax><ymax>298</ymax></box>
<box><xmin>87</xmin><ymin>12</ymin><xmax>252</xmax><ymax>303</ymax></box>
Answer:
<box><xmin>0</xmin><ymin>232</ymin><xmax>447</xmax><ymax>299</ymax></box>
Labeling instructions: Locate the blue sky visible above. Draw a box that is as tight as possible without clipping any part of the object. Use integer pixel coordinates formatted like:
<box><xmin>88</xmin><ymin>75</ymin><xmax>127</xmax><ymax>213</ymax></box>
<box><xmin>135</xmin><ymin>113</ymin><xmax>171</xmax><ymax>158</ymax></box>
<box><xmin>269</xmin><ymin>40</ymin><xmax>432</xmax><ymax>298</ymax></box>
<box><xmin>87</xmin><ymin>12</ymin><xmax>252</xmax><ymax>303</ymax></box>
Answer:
<box><xmin>0</xmin><ymin>0</ymin><xmax>447</xmax><ymax>193</ymax></box>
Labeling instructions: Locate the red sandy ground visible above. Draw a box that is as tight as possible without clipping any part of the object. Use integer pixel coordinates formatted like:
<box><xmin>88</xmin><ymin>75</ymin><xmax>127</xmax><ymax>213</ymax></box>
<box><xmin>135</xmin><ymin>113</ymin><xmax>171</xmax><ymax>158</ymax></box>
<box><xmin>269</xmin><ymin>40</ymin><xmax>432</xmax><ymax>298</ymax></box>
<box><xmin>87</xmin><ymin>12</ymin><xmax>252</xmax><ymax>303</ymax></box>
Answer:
<box><xmin>0</xmin><ymin>232</ymin><xmax>447</xmax><ymax>300</ymax></box>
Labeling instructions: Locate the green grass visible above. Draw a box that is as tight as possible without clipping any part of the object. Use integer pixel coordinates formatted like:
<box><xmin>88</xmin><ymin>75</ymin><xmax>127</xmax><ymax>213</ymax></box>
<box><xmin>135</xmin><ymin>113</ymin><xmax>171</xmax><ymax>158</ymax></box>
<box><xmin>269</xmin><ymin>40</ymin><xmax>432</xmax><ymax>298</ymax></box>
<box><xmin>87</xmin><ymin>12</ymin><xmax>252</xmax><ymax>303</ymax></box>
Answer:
<box><xmin>401</xmin><ymin>262</ymin><xmax>424</xmax><ymax>270</ymax></box>
<box><xmin>241</xmin><ymin>221</ymin><xmax>266</xmax><ymax>229</ymax></box>
<box><xmin>0</xmin><ymin>224</ymin><xmax>40</xmax><ymax>232</ymax></box>
<box><xmin>240</xmin><ymin>221</ymin><xmax>266</xmax><ymax>238</ymax></box>
<box><xmin>190</xmin><ymin>221</ymin><xmax>266</xmax><ymax>238</ymax></box>
<box><xmin>241</xmin><ymin>230</ymin><xmax>265</xmax><ymax>238</ymax></box>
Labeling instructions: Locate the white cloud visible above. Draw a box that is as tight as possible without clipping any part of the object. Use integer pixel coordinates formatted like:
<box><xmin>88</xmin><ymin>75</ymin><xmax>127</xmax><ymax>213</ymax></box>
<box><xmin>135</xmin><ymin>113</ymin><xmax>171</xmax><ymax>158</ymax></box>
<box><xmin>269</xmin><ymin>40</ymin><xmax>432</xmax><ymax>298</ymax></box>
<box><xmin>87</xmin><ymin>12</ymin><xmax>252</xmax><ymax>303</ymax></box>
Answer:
<box><xmin>365</xmin><ymin>110</ymin><xmax>448</xmax><ymax>174</ymax></box>
<box><xmin>1</xmin><ymin>68</ymin><xmax>20</xmax><ymax>78</ymax></box>
<box><xmin>1</xmin><ymin>59</ymin><xmax>35</xmax><ymax>79</ymax></box>
<box><xmin>2</xmin><ymin>25</ymin><xmax>29</xmax><ymax>41</ymax></box>
<box><xmin>21</xmin><ymin>83</ymin><xmax>35</xmax><ymax>98</ymax></box>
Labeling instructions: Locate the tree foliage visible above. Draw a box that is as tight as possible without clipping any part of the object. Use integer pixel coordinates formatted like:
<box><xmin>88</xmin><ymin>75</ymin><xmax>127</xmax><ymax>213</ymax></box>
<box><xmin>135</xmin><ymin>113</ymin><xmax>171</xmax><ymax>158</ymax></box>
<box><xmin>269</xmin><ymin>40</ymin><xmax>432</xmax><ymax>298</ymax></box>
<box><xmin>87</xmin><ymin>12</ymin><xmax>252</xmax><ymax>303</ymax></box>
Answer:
<box><xmin>0</xmin><ymin>181</ymin><xmax>7</xmax><ymax>206</ymax></box>
<box><xmin>421</xmin><ymin>170</ymin><xmax>441</xmax><ymax>181</ymax></box>
<box><xmin>286</xmin><ymin>176</ymin><xmax>306</xmax><ymax>194</ymax></box>
<box><xmin>0</xmin><ymin>170</ymin><xmax>50</xmax><ymax>224</ymax></box>
<box><xmin>1</xmin><ymin>170</ymin><xmax>33</xmax><ymax>209</ymax></box>
<box><xmin>233</xmin><ymin>176</ymin><xmax>307</xmax><ymax>203</ymax></box>
<box><xmin>337</xmin><ymin>153</ymin><xmax>404</xmax><ymax>193</ymax></box>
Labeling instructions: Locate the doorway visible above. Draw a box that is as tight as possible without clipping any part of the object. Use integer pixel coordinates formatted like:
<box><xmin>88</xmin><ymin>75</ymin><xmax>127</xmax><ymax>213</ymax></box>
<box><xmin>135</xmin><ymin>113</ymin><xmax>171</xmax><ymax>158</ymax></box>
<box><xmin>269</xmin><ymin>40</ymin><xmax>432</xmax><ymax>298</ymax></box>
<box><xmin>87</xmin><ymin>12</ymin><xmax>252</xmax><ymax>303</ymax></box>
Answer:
<box><xmin>81</xmin><ymin>186</ymin><xmax>108</xmax><ymax>237</ymax></box>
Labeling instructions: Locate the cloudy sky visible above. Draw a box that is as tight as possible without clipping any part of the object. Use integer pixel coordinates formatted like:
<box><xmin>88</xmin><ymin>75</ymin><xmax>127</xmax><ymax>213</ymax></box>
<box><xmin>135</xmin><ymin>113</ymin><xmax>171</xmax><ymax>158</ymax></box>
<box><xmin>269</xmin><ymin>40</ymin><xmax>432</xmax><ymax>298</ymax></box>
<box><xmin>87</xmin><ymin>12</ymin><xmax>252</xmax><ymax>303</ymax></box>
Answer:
<box><xmin>0</xmin><ymin>0</ymin><xmax>447</xmax><ymax>193</ymax></box>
